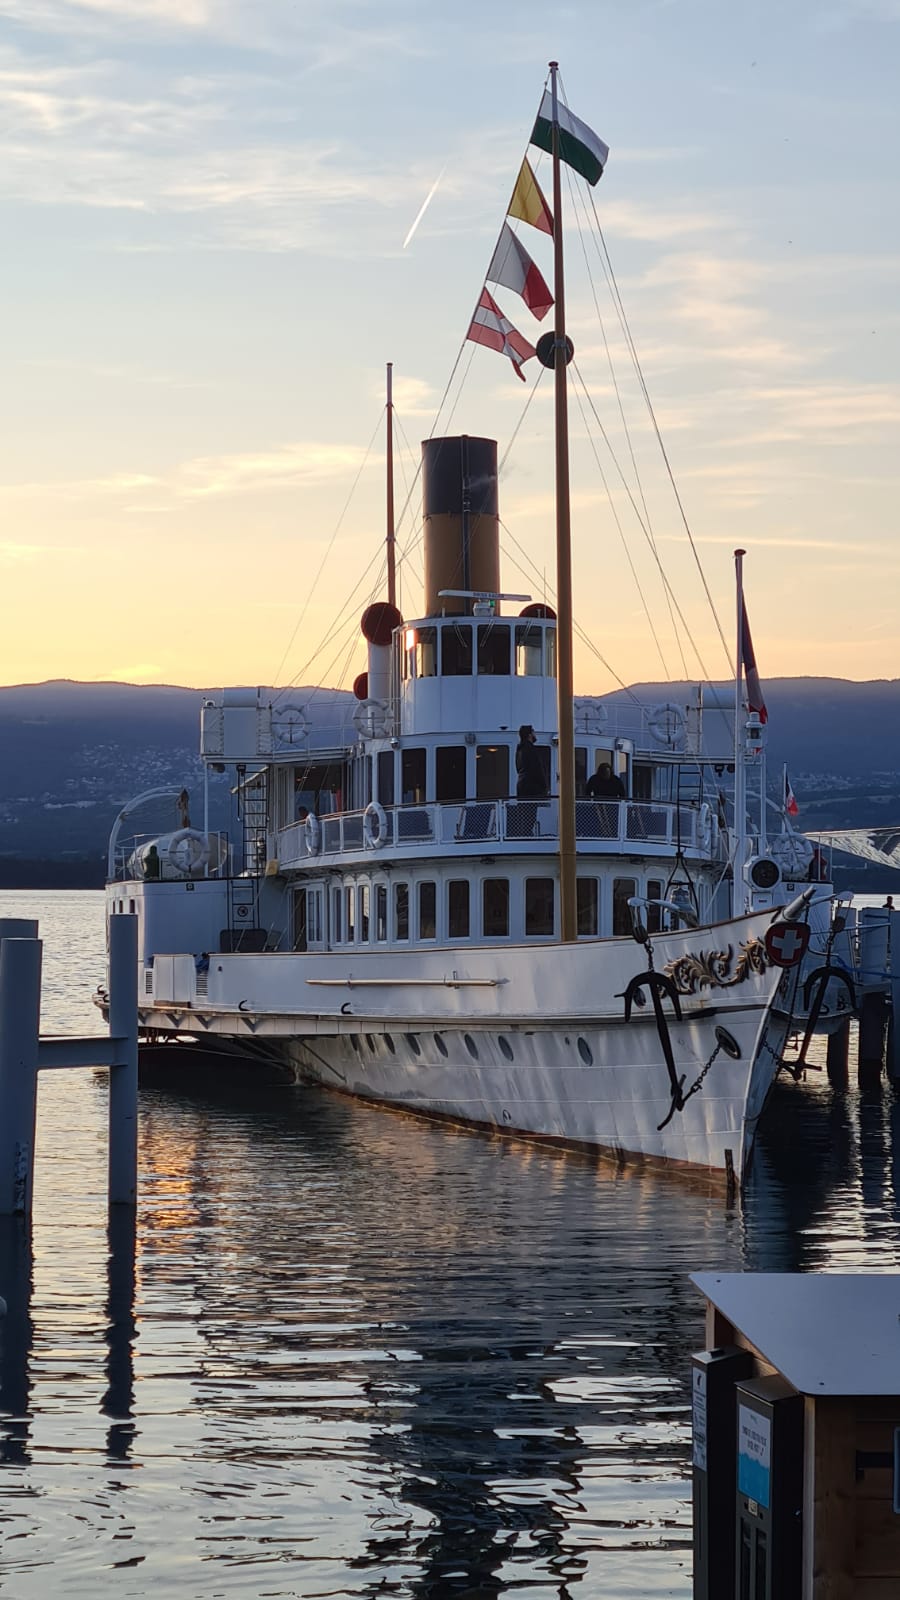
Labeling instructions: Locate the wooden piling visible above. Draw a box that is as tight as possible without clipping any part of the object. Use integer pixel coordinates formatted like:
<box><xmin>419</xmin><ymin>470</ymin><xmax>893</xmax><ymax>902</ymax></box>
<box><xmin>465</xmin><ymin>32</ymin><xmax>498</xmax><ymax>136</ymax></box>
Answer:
<box><xmin>107</xmin><ymin>915</ymin><xmax>139</xmax><ymax>1207</ymax></box>
<box><xmin>0</xmin><ymin>936</ymin><xmax>42</xmax><ymax>1217</ymax></box>
<box><xmin>826</xmin><ymin>1018</ymin><xmax>851</xmax><ymax>1090</ymax></box>
<box><xmin>857</xmin><ymin>992</ymin><xmax>886</xmax><ymax>1089</ymax></box>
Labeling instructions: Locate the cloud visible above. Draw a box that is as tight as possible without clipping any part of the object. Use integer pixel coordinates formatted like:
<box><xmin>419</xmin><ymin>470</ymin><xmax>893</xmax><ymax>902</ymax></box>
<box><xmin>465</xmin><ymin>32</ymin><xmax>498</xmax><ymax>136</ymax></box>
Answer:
<box><xmin>178</xmin><ymin>441</ymin><xmax>379</xmax><ymax>497</ymax></box>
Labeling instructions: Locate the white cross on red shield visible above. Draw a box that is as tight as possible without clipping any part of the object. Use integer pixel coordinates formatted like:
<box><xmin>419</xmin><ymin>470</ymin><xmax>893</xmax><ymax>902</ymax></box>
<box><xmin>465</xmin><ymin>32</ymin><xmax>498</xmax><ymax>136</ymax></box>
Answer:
<box><xmin>764</xmin><ymin>920</ymin><xmax>811</xmax><ymax>968</ymax></box>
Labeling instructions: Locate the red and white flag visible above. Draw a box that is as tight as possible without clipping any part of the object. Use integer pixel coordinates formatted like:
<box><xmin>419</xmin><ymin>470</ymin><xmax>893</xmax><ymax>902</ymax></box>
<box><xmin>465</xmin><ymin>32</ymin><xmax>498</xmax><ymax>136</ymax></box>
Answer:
<box><xmin>784</xmin><ymin>771</ymin><xmax>799</xmax><ymax>817</ymax></box>
<box><xmin>466</xmin><ymin>288</ymin><xmax>536</xmax><ymax>381</ymax></box>
<box><xmin>486</xmin><ymin>223</ymin><xmax>553</xmax><ymax>320</ymax></box>
<box><xmin>740</xmin><ymin>598</ymin><xmax>768</xmax><ymax>724</ymax></box>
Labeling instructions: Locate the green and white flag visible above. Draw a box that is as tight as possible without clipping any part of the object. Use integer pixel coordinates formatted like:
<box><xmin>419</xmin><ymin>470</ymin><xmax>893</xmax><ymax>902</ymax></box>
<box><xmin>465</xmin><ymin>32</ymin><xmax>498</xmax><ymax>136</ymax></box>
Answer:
<box><xmin>531</xmin><ymin>91</ymin><xmax>608</xmax><ymax>186</ymax></box>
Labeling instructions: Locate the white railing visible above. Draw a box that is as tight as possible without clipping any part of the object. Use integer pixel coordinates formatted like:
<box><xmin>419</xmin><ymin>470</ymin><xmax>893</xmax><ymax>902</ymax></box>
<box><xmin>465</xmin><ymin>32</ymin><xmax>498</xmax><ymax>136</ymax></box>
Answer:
<box><xmin>277</xmin><ymin>799</ymin><xmax>709</xmax><ymax>869</ymax></box>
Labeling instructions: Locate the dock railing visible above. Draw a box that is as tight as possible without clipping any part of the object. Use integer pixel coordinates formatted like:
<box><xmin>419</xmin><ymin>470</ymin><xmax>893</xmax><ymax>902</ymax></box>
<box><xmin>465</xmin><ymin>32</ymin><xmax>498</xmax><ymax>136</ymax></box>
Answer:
<box><xmin>0</xmin><ymin>914</ymin><xmax>138</xmax><ymax>1217</ymax></box>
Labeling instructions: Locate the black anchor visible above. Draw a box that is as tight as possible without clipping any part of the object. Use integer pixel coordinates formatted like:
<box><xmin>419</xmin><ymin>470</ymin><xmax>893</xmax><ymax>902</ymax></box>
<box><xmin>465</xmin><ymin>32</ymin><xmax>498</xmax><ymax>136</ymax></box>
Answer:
<box><xmin>788</xmin><ymin>964</ymin><xmax>857</xmax><ymax>1077</ymax></box>
<box><xmin>622</xmin><ymin>971</ymin><xmax>685</xmax><ymax>1130</ymax></box>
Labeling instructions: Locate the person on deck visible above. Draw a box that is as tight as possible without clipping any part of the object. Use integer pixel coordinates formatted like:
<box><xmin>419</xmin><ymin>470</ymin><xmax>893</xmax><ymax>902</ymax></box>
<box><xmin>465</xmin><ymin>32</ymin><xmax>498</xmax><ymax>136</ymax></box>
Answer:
<box><xmin>586</xmin><ymin>762</ymin><xmax>625</xmax><ymax>800</ymax></box>
<box><xmin>515</xmin><ymin>726</ymin><xmax>548</xmax><ymax>798</ymax></box>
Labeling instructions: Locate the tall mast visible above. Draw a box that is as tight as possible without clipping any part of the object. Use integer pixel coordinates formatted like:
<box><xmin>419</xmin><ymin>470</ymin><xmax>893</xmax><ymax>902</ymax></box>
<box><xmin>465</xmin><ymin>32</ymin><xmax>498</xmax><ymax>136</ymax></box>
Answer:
<box><xmin>550</xmin><ymin>61</ymin><xmax>577</xmax><ymax>944</ymax></box>
<box><xmin>733</xmin><ymin>547</ymin><xmax>748</xmax><ymax>914</ymax></box>
<box><xmin>386</xmin><ymin>361</ymin><xmax>396</xmax><ymax>609</ymax></box>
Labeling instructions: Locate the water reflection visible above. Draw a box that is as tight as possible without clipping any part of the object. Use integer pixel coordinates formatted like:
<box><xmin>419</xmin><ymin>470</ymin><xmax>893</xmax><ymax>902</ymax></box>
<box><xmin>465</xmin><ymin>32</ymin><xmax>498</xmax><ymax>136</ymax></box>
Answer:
<box><xmin>0</xmin><ymin>1217</ymin><xmax>33</xmax><ymax>1465</ymax></box>
<box><xmin>102</xmin><ymin>1207</ymin><xmax>138</xmax><ymax>1462</ymax></box>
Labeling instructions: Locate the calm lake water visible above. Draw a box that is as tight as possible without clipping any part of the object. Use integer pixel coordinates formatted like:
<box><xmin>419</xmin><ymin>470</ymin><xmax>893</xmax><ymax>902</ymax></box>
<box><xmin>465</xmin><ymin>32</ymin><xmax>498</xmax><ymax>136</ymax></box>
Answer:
<box><xmin>1</xmin><ymin>888</ymin><xmax>899</xmax><ymax>1598</ymax></box>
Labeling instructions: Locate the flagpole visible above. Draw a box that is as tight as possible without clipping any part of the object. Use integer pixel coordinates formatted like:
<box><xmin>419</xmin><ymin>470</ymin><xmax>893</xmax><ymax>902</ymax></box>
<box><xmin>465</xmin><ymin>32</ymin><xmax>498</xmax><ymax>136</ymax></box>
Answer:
<box><xmin>734</xmin><ymin>547</ymin><xmax>748</xmax><ymax>915</ymax></box>
<box><xmin>386</xmin><ymin>362</ymin><xmax>396</xmax><ymax>610</ymax></box>
<box><xmin>549</xmin><ymin>60</ymin><xmax>577</xmax><ymax>944</ymax></box>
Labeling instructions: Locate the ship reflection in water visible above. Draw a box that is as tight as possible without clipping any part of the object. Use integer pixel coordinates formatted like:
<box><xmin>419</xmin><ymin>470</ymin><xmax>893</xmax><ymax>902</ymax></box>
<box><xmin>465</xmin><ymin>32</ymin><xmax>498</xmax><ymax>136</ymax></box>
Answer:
<box><xmin>1</xmin><ymin>1053</ymin><xmax>900</xmax><ymax>1598</ymax></box>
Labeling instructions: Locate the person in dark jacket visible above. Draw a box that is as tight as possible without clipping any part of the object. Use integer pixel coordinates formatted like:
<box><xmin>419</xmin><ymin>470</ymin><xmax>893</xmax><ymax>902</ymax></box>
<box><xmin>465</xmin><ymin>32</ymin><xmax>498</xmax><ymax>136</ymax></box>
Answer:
<box><xmin>515</xmin><ymin>726</ymin><xmax>548</xmax><ymax>798</ymax></box>
<box><xmin>585</xmin><ymin>762</ymin><xmax>625</xmax><ymax>800</ymax></box>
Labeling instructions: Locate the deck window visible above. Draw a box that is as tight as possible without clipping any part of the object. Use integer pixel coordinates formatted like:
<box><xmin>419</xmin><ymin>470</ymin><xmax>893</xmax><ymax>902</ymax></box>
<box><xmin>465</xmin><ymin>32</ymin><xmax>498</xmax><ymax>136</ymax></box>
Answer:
<box><xmin>331</xmin><ymin>886</ymin><xmax>342</xmax><ymax>944</ymax></box>
<box><xmin>476</xmin><ymin>744</ymin><xmax>509</xmax><ymax>800</ymax></box>
<box><xmin>307</xmin><ymin>888</ymin><xmax>323</xmax><ymax>945</ymax></box>
<box><xmin>394</xmin><ymin>883</ymin><xmax>409</xmax><ymax>941</ymax></box>
<box><xmin>401</xmin><ymin>748</ymin><xmax>426</xmax><ymax>804</ymax></box>
<box><xmin>418</xmin><ymin>881</ymin><xmax>436</xmax><ymax>940</ymax></box>
<box><xmin>613</xmin><ymin>877</ymin><xmax>637</xmax><ymax>936</ymax></box>
<box><xmin>377</xmin><ymin>750</ymin><xmax>395</xmax><ymax>807</ymax></box>
<box><xmin>405</xmin><ymin>625</ymin><xmax>436</xmax><ymax>679</ymax></box>
<box><xmin>448</xmin><ymin>880</ymin><xmax>470</xmax><ymax>939</ymax></box>
<box><xmin>477</xmin><ymin>623</ymin><xmax>510</xmax><ymax>676</ymax></box>
<box><xmin>436</xmin><ymin>745</ymin><xmax>467</xmax><ymax>803</ymax></box>
<box><xmin>574</xmin><ymin>747</ymin><xmax>587</xmax><ymax>798</ymax></box>
<box><xmin>525</xmin><ymin>877</ymin><xmax>555</xmax><ymax>937</ymax></box>
<box><xmin>375</xmin><ymin>884</ymin><xmax>388</xmax><ymax>941</ymax></box>
<box><xmin>483</xmin><ymin>878</ymin><xmax>509</xmax><ymax>938</ymax></box>
<box><xmin>359</xmin><ymin>883</ymin><xmax>370</xmax><ymax>941</ymax></box>
<box><xmin>292</xmin><ymin>888</ymin><xmax>307</xmax><ymax>952</ymax></box>
<box><xmin>345</xmin><ymin>885</ymin><xmax>356</xmax><ymax>942</ymax></box>
<box><xmin>442</xmin><ymin>623</ymin><xmax>472</xmax><ymax>676</ymax></box>
<box><xmin>576</xmin><ymin>877</ymin><xmax>598</xmax><ymax>936</ymax></box>
<box><xmin>647</xmin><ymin>879</ymin><xmax>663</xmax><ymax>934</ymax></box>
<box><xmin>544</xmin><ymin>628</ymin><xmax>557</xmax><ymax>678</ymax></box>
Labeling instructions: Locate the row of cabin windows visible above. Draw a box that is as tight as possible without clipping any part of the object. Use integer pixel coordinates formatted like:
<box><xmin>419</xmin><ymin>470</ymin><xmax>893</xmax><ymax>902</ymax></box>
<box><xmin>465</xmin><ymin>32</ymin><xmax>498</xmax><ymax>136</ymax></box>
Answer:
<box><xmin>404</xmin><ymin>622</ymin><xmax>556</xmax><ymax>681</ymax></box>
<box><xmin>296</xmin><ymin>876</ymin><xmax>665</xmax><ymax>949</ymax></box>
<box><xmin>378</xmin><ymin>745</ymin><xmax>635</xmax><ymax>806</ymax></box>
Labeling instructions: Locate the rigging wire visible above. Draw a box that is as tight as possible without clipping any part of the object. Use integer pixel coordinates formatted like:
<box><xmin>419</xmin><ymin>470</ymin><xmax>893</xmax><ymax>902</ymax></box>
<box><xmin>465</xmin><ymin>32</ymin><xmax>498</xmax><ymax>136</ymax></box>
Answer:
<box><xmin>566</xmin><ymin>168</ymin><xmax>687</xmax><ymax>677</ymax></box>
<box><xmin>587</xmin><ymin>185</ymin><xmax>732</xmax><ymax>671</ymax></box>
<box><xmin>270</xmin><ymin>409</ymin><xmax>384</xmax><ymax>699</ymax></box>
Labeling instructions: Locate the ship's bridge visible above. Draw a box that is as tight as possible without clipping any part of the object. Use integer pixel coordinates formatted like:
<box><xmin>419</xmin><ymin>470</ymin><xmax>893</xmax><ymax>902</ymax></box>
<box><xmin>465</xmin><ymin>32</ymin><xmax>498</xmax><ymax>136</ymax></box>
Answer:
<box><xmin>397</xmin><ymin>612</ymin><xmax>558</xmax><ymax>739</ymax></box>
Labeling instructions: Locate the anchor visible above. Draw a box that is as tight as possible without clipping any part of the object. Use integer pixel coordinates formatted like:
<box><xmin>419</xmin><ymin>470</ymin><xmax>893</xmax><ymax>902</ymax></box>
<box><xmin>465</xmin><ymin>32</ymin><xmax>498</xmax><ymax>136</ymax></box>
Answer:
<box><xmin>789</xmin><ymin>964</ymin><xmax>857</xmax><ymax>1077</ymax></box>
<box><xmin>622</xmin><ymin>971</ymin><xmax>685</xmax><ymax>1130</ymax></box>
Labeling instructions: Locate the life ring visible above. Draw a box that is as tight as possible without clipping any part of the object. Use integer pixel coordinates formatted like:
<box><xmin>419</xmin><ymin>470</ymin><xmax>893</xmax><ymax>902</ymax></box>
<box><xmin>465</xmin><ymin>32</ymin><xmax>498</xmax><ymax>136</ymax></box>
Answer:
<box><xmin>647</xmin><ymin>703</ymin><xmax>686</xmax><ymax>747</ymax></box>
<box><xmin>574</xmin><ymin>697</ymin><xmax>608</xmax><ymax>734</ymax></box>
<box><xmin>698</xmin><ymin>803</ymin><xmax>713</xmax><ymax>852</ymax></box>
<box><xmin>304</xmin><ymin>814</ymin><xmax>321</xmax><ymax>856</ymax></box>
<box><xmin>352</xmin><ymin>697</ymin><xmax>391</xmax><ymax>739</ymax></box>
<box><xmin>272</xmin><ymin>705</ymin><xmax>310</xmax><ymax>748</ymax></box>
<box><xmin>167</xmin><ymin>828</ymin><xmax>210</xmax><ymax>875</ymax></box>
<box><xmin>769</xmin><ymin>831</ymin><xmax>813</xmax><ymax>878</ymax></box>
<box><xmin>364</xmin><ymin>801</ymin><xmax>388</xmax><ymax>849</ymax></box>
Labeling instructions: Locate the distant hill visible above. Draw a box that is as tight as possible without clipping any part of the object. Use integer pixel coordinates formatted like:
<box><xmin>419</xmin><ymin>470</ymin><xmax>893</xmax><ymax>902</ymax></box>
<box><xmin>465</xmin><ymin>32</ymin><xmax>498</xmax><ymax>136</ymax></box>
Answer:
<box><xmin>0</xmin><ymin>676</ymin><xmax>897</xmax><ymax>887</ymax></box>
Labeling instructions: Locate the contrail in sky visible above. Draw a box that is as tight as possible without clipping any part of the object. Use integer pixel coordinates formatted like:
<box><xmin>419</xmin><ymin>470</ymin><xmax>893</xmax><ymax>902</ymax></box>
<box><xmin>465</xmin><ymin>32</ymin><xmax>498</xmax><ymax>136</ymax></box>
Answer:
<box><xmin>403</xmin><ymin>167</ymin><xmax>445</xmax><ymax>249</ymax></box>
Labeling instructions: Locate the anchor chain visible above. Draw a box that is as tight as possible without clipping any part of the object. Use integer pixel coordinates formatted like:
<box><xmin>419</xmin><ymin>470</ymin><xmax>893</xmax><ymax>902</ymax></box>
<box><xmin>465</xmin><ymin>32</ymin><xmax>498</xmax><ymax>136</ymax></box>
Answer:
<box><xmin>681</xmin><ymin>1041</ymin><xmax>722</xmax><ymax>1108</ymax></box>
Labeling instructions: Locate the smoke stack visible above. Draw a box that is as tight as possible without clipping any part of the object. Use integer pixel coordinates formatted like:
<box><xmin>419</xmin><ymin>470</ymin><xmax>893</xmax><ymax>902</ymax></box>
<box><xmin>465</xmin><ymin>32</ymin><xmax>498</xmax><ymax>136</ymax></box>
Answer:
<box><xmin>422</xmin><ymin>436</ymin><xmax>499</xmax><ymax>616</ymax></box>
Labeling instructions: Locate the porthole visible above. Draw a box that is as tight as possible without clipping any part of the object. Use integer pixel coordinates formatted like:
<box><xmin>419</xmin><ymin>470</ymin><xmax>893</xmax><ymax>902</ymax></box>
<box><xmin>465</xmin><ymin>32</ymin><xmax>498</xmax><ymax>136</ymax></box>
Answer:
<box><xmin>406</xmin><ymin>1033</ymin><xmax>421</xmax><ymax>1057</ymax></box>
<box><xmin>464</xmin><ymin>1034</ymin><xmax>479</xmax><ymax>1060</ymax></box>
<box><xmin>384</xmin><ymin>1033</ymin><xmax>396</xmax><ymax>1054</ymax></box>
<box><xmin>498</xmin><ymin>1035</ymin><xmax>514</xmax><ymax>1061</ymax></box>
<box><xmin>577</xmin><ymin>1037</ymin><xmax>593</xmax><ymax>1066</ymax></box>
<box><xmin>434</xmin><ymin>1033</ymin><xmax>449</xmax><ymax>1058</ymax></box>
<box><xmin>714</xmin><ymin>1025</ymin><xmax>742</xmax><ymax>1060</ymax></box>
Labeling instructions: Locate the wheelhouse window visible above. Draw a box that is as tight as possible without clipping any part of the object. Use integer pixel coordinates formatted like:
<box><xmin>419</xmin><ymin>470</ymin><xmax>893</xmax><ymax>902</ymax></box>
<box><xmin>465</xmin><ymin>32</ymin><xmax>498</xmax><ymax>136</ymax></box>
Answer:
<box><xmin>375</xmin><ymin>884</ymin><xmax>388</xmax><ymax>941</ymax></box>
<box><xmin>377</xmin><ymin>750</ymin><xmax>395</xmax><ymax>807</ymax></box>
<box><xmin>483</xmin><ymin>879</ymin><xmax>509</xmax><ymax>938</ymax></box>
<box><xmin>394</xmin><ymin>883</ymin><xmax>409</xmax><ymax>941</ymax></box>
<box><xmin>448</xmin><ymin>880</ymin><xmax>470</xmax><ymax>939</ymax></box>
<box><xmin>418</xmin><ymin>881</ymin><xmax>436</xmax><ymax>940</ymax></box>
<box><xmin>359</xmin><ymin>883</ymin><xmax>370</xmax><ymax>942</ymax></box>
<box><xmin>404</xmin><ymin>625</ymin><xmax>436</xmax><ymax>679</ymax></box>
<box><xmin>525</xmin><ymin>877</ymin><xmax>555</xmax><ymax>937</ymax></box>
<box><xmin>436</xmin><ymin>745</ymin><xmax>467</xmax><ymax>803</ymax></box>
<box><xmin>442</xmin><ymin>623</ymin><xmax>472</xmax><ymax>676</ymax></box>
<box><xmin>401</xmin><ymin>747</ymin><xmax>426</xmax><ymax>804</ymax></box>
<box><xmin>613</xmin><ymin>877</ymin><xmax>637</xmax><ymax>936</ymax></box>
<box><xmin>476</xmin><ymin>744</ymin><xmax>509</xmax><ymax>800</ymax></box>
<box><xmin>576</xmin><ymin>877</ymin><xmax>598</xmax><ymax>936</ymax></box>
<box><xmin>544</xmin><ymin>628</ymin><xmax>557</xmax><ymax>678</ymax></box>
<box><xmin>477</xmin><ymin>624</ymin><xmax>510</xmax><ymax>676</ymax></box>
<box><xmin>515</xmin><ymin>622</ymin><xmax>543</xmax><ymax>677</ymax></box>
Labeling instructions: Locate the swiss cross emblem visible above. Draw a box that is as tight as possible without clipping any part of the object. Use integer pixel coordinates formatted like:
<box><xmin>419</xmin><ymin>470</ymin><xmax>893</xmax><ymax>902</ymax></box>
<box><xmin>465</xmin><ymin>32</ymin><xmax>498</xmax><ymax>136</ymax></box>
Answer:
<box><xmin>764</xmin><ymin>921</ymin><xmax>811</xmax><ymax>968</ymax></box>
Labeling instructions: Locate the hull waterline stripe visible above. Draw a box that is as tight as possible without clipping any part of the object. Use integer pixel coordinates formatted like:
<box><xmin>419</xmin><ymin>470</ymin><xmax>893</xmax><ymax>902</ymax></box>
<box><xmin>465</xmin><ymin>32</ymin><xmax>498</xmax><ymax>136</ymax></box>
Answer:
<box><xmin>305</xmin><ymin>976</ymin><xmax>505</xmax><ymax>988</ymax></box>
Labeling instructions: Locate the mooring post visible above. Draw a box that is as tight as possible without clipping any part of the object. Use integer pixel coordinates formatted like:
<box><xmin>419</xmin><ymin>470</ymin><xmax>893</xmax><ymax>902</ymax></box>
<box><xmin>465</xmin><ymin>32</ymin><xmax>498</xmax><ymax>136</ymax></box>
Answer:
<box><xmin>0</xmin><ymin>934</ymin><xmax>42</xmax><ymax>1217</ymax></box>
<box><xmin>826</xmin><ymin>1017</ymin><xmax>851</xmax><ymax>1089</ymax></box>
<box><xmin>107</xmin><ymin>914</ymin><xmax>139</xmax><ymax>1208</ymax></box>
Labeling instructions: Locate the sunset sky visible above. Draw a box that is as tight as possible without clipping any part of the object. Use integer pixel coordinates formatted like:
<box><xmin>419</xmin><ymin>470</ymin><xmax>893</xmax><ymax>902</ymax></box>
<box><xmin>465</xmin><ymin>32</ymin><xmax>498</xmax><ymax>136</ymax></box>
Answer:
<box><xmin>1</xmin><ymin>0</ymin><xmax>898</xmax><ymax>695</ymax></box>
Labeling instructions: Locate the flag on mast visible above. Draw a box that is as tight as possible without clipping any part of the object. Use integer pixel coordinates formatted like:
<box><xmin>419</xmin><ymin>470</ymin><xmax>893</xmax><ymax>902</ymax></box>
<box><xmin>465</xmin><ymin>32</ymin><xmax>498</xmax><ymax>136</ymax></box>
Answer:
<box><xmin>486</xmin><ymin>223</ymin><xmax>553</xmax><ymax>319</ymax></box>
<box><xmin>508</xmin><ymin>157</ymin><xmax>553</xmax><ymax>234</ymax></box>
<box><xmin>740</xmin><ymin>599</ymin><xmax>768</xmax><ymax>724</ymax></box>
<box><xmin>466</xmin><ymin>288</ymin><xmax>536</xmax><ymax>381</ymax></box>
<box><xmin>531</xmin><ymin>90</ymin><xmax>608</xmax><ymax>185</ymax></box>
<box><xmin>784</xmin><ymin>771</ymin><xmax>799</xmax><ymax>817</ymax></box>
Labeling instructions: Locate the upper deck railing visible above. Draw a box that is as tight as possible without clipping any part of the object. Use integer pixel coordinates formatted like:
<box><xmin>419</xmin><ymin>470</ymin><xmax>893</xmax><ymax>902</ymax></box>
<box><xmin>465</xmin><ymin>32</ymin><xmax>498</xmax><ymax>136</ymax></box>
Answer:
<box><xmin>276</xmin><ymin>798</ymin><xmax>715</xmax><ymax>872</ymax></box>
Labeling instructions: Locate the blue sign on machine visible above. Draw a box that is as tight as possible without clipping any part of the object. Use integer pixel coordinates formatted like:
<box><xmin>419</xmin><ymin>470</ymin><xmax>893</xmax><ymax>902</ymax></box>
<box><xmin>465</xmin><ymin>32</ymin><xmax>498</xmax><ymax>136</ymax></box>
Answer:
<box><xmin>738</xmin><ymin>1405</ymin><xmax>772</xmax><ymax>1508</ymax></box>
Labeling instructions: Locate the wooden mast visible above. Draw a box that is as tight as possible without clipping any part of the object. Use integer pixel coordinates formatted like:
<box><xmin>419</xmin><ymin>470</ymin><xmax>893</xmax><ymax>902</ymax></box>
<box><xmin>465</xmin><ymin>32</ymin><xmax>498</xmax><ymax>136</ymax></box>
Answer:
<box><xmin>386</xmin><ymin>361</ymin><xmax>397</xmax><ymax>609</ymax></box>
<box><xmin>550</xmin><ymin>61</ymin><xmax>577</xmax><ymax>943</ymax></box>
